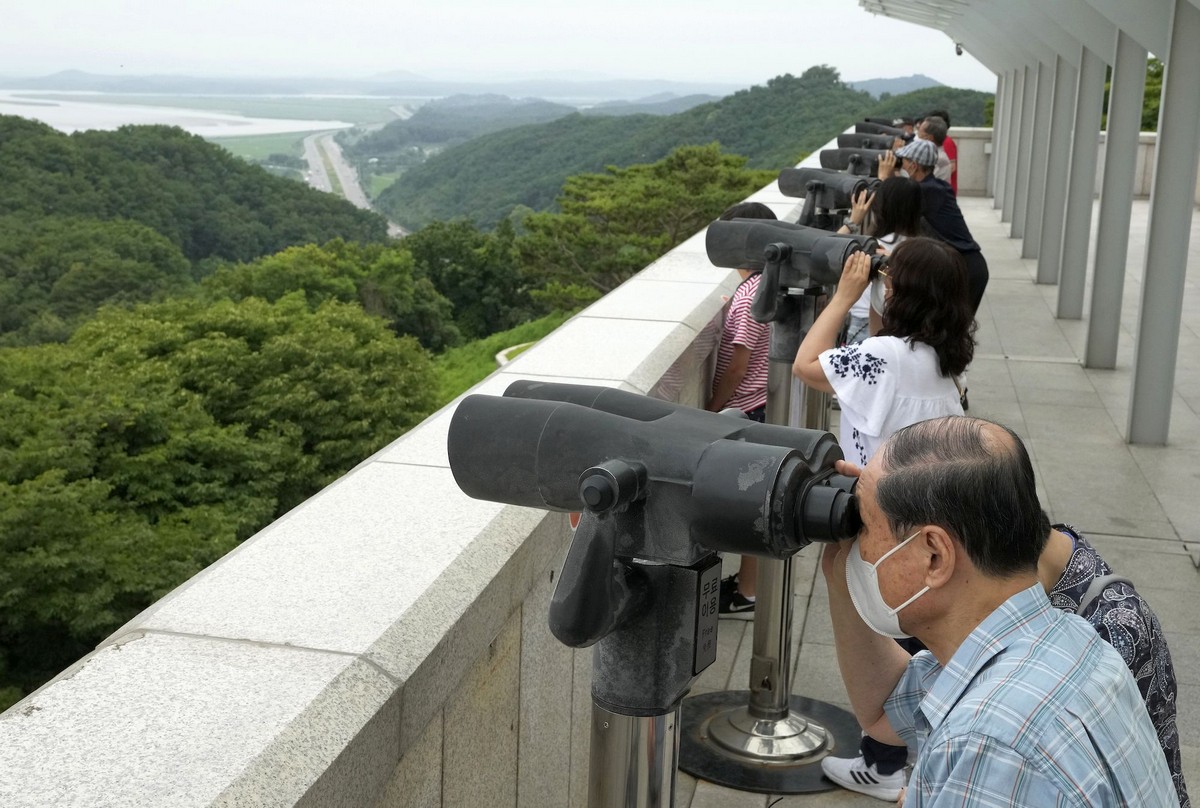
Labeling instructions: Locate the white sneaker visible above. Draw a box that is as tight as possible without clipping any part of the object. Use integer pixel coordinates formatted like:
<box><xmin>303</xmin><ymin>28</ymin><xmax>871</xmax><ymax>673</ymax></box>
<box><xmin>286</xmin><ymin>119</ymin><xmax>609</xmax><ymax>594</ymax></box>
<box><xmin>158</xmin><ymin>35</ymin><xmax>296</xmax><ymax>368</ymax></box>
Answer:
<box><xmin>821</xmin><ymin>754</ymin><xmax>906</xmax><ymax>801</ymax></box>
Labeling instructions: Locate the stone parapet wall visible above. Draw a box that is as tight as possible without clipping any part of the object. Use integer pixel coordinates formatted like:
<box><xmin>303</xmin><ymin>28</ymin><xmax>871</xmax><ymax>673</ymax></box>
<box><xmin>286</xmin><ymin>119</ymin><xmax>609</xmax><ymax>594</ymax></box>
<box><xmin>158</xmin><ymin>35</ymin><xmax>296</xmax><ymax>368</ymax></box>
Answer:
<box><xmin>953</xmin><ymin>126</ymin><xmax>1198</xmax><ymax>202</ymax></box>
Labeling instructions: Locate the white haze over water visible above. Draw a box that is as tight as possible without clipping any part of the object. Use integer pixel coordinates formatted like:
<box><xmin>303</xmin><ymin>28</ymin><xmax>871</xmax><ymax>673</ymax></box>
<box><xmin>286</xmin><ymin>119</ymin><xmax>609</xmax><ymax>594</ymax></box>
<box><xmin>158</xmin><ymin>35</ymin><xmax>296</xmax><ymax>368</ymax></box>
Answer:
<box><xmin>1</xmin><ymin>1</ymin><xmax>998</xmax><ymax>92</ymax></box>
<box><xmin>0</xmin><ymin>92</ymin><xmax>353</xmax><ymax>136</ymax></box>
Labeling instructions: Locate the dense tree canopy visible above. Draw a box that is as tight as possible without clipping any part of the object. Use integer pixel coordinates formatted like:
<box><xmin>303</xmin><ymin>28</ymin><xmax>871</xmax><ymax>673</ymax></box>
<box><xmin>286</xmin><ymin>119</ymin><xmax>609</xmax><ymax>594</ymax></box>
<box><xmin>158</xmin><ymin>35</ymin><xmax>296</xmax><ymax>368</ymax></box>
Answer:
<box><xmin>0</xmin><ymin>116</ymin><xmax>397</xmax><ymax>345</ymax></box>
<box><xmin>201</xmin><ymin>239</ymin><xmax>461</xmax><ymax>350</ymax></box>
<box><xmin>0</xmin><ymin>116</ymin><xmax>389</xmax><ymax>264</ymax></box>
<box><xmin>517</xmin><ymin>144</ymin><xmax>776</xmax><ymax>304</ymax></box>
<box><xmin>0</xmin><ymin>295</ymin><xmax>437</xmax><ymax>704</ymax></box>
<box><xmin>338</xmin><ymin>94</ymin><xmax>576</xmax><ymax>172</ymax></box>
<box><xmin>403</xmin><ymin>218</ymin><xmax>530</xmax><ymax>339</ymax></box>
<box><xmin>0</xmin><ymin>215</ymin><xmax>193</xmax><ymax>345</ymax></box>
<box><xmin>865</xmin><ymin>86</ymin><xmax>993</xmax><ymax>127</ymax></box>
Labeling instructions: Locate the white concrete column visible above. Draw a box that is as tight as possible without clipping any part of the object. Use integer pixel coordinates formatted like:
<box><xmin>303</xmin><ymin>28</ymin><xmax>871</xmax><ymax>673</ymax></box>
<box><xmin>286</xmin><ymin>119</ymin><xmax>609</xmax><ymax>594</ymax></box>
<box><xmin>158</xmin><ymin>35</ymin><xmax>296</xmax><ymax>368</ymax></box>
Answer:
<box><xmin>988</xmin><ymin>72</ymin><xmax>1005</xmax><ymax>199</ymax></box>
<box><xmin>1010</xmin><ymin>65</ymin><xmax>1038</xmax><ymax>235</ymax></box>
<box><xmin>1128</xmin><ymin>0</ymin><xmax>1200</xmax><ymax>444</ymax></box>
<box><xmin>1084</xmin><ymin>31</ymin><xmax>1147</xmax><ymax>368</ymax></box>
<box><xmin>1036</xmin><ymin>56</ymin><xmax>1079</xmax><ymax>283</ymax></box>
<box><xmin>1021</xmin><ymin>61</ymin><xmax>1056</xmax><ymax>258</ymax></box>
<box><xmin>1001</xmin><ymin>67</ymin><xmax>1023</xmax><ymax>222</ymax></box>
<box><xmin>1057</xmin><ymin>44</ymin><xmax>1108</xmax><ymax>320</ymax></box>
<box><xmin>992</xmin><ymin>71</ymin><xmax>1013</xmax><ymax>206</ymax></box>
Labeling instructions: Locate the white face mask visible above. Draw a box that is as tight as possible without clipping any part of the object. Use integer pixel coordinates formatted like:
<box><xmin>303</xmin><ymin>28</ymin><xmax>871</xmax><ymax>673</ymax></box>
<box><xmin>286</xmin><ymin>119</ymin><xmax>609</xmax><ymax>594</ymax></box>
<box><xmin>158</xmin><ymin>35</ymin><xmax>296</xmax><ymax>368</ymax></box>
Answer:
<box><xmin>845</xmin><ymin>531</ymin><xmax>930</xmax><ymax>639</ymax></box>
<box><xmin>870</xmin><ymin>275</ymin><xmax>889</xmax><ymax>314</ymax></box>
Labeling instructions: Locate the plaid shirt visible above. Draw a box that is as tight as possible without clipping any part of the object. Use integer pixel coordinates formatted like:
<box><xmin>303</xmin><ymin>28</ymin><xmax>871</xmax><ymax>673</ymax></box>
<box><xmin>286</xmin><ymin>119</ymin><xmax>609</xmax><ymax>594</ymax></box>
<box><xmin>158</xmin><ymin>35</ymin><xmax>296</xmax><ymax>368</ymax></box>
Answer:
<box><xmin>885</xmin><ymin>584</ymin><xmax>1176</xmax><ymax>807</ymax></box>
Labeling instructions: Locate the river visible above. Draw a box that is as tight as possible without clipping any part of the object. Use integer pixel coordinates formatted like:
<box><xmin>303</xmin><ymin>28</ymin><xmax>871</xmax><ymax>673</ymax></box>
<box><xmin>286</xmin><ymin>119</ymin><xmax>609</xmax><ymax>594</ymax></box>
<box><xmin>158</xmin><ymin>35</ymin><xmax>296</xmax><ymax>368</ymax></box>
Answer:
<box><xmin>0</xmin><ymin>91</ymin><xmax>353</xmax><ymax>136</ymax></box>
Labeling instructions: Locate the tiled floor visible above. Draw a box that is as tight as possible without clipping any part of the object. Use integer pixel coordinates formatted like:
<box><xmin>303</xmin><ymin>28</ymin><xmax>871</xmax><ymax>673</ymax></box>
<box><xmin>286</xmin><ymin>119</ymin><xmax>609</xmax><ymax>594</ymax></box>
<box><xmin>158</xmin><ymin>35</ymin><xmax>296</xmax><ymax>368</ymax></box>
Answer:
<box><xmin>678</xmin><ymin>197</ymin><xmax>1200</xmax><ymax>807</ymax></box>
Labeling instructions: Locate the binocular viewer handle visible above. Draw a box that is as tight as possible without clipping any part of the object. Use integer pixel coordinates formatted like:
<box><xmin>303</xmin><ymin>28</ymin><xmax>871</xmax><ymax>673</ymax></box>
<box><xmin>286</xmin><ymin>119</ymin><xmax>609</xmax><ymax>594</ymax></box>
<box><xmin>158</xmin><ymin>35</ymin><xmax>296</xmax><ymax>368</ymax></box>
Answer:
<box><xmin>750</xmin><ymin>248</ymin><xmax>784</xmax><ymax>323</ymax></box>
<box><xmin>548</xmin><ymin>508</ymin><xmax>650</xmax><ymax>649</ymax></box>
<box><xmin>549</xmin><ymin>459</ymin><xmax>650</xmax><ymax>648</ymax></box>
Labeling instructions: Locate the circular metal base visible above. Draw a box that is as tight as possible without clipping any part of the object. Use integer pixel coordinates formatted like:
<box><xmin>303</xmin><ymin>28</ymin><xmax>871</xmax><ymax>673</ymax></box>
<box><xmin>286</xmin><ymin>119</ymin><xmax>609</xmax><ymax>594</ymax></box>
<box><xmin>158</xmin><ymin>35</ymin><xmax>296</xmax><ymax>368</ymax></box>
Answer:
<box><xmin>679</xmin><ymin>691</ymin><xmax>861</xmax><ymax>794</ymax></box>
<box><xmin>706</xmin><ymin>706</ymin><xmax>830</xmax><ymax>763</ymax></box>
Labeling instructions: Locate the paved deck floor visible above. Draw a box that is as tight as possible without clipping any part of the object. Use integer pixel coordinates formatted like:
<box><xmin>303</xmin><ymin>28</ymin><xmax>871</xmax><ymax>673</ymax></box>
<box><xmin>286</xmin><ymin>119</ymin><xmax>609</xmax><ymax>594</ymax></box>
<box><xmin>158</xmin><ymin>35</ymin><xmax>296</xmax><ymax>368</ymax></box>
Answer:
<box><xmin>679</xmin><ymin>196</ymin><xmax>1200</xmax><ymax>807</ymax></box>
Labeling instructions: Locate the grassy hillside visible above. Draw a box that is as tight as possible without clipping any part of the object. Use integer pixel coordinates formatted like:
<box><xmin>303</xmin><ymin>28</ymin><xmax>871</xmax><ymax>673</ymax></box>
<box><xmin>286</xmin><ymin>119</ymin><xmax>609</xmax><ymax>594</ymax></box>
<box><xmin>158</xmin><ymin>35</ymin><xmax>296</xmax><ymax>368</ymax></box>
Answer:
<box><xmin>375</xmin><ymin>67</ymin><xmax>993</xmax><ymax>230</ymax></box>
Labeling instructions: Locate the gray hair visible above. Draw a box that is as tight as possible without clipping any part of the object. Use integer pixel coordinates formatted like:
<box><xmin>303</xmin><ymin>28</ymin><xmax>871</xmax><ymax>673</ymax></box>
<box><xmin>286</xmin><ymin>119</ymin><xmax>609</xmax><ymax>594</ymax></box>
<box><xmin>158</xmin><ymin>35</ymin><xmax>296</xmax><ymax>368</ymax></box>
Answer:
<box><xmin>922</xmin><ymin>116</ymin><xmax>948</xmax><ymax>147</ymax></box>
<box><xmin>875</xmin><ymin>417</ymin><xmax>1048</xmax><ymax>576</ymax></box>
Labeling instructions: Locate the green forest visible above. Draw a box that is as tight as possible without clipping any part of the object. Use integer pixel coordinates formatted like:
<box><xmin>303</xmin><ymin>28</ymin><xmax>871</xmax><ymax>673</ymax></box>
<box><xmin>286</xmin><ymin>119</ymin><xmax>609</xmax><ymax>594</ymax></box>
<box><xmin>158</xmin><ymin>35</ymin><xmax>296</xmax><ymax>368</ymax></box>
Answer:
<box><xmin>0</xmin><ymin>113</ymin><xmax>774</xmax><ymax>709</ymax></box>
<box><xmin>335</xmin><ymin>91</ymin><xmax>722</xmax><ymax>197</ymax></box>
<box><xmin>374</xmin><ymin>66</ymin><xmax>994</xmax><ymax>229</ymax></box>
<box><xmin>337</xmin><ymin>94</ymin><xmax>579</xmax><ymax>174</ymax></box>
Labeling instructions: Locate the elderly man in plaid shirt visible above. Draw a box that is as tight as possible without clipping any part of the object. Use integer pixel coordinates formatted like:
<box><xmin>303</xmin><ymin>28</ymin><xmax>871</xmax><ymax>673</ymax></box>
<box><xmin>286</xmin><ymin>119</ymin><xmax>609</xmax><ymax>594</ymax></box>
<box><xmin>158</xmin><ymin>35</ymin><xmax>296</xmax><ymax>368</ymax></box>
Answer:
<box><xmin>824</xmin><ymin>416</ymin><xmax>1176</xmax><ymax>807</ymax></box>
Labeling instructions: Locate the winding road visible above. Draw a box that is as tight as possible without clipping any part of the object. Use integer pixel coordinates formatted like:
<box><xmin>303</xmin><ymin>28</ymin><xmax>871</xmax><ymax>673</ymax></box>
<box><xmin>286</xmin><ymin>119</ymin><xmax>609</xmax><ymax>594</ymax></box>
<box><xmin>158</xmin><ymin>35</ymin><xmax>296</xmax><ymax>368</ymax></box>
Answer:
<box><xmin>301</xmin><ymin>133</ymin><xmax>333</xmax><ymax>192</ymax></box>
<box><xmin>303</xmin><ymin>131</ymin><xmax>407</xmax><ymax>237</ymax></box>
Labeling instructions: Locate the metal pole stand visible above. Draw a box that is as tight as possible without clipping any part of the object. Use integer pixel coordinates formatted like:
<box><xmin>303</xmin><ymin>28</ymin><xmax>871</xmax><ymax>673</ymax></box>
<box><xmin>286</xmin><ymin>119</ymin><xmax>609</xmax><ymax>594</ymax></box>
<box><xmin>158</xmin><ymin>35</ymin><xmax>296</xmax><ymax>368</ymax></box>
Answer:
<box><xmin>679</xmin><ymin>280</ymin><xmax>859</xmax><ymax>793</ymax></box>
<box><xmin>553</xmin><ymin>477</ymin><xmax>723</xmax><ymax>808</ymax></box>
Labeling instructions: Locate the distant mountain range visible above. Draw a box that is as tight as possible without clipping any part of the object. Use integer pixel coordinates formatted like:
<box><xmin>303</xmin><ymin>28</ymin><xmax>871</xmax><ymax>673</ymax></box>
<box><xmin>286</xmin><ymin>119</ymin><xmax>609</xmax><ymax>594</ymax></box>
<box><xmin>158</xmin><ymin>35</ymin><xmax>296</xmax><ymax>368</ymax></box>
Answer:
<box><xmin>0</xmin><ymin>69</ymin><xmax>949</xmax><ymax>107</ymax></box>
<box><xmin>848</xmin><ymin>74</ymin><xmax>943</xmax><ymax>98</ymax></box>
<box><xmin>372</xmin><ymin>67</ymin><xmax>993</xmax><ymax>231</ymax></box>
<box><xmin>0</xmin><ymin>69</ymin><xmax>746</xmax><ymax>104</ymax></box>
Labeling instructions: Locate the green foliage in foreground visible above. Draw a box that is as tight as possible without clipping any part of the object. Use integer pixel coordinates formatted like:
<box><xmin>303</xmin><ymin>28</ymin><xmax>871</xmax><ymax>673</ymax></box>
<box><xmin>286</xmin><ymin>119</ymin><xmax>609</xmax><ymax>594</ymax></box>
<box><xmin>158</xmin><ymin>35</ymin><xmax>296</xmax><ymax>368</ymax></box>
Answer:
<box><xmin>0</xmin><ymin>295</ymin><xmax>437</xmax><ymax>708</ymax></box>
<box><xmin>404</xmin><ymin>219</ymin><xmax>531</xmax><ymax>340</ymax></box>
<box><xmin>201</xmin><ymin>239</ymin><xmax>462</xmax><ymax>351</ymax></box>
<box><xmin>0</xmin><ymin>215</ymin><xmax>194</xmax><ymax>346</ymax></box>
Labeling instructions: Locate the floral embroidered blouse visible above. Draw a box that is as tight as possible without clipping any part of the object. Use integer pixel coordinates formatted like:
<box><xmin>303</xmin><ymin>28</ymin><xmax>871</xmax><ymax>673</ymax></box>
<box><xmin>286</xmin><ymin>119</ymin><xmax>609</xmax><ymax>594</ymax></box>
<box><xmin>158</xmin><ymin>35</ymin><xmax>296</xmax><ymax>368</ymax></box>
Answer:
<box><xmin>818</xmin><ymin>336</ymin><xmax>962</xmax><ymax>466</ymax></box>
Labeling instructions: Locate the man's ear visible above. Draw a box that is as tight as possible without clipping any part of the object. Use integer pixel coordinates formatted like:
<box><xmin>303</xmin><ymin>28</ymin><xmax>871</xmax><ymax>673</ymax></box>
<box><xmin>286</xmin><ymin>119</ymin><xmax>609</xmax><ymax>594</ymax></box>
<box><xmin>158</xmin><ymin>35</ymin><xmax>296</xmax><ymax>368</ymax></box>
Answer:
<box><xmin>920</xmin><ymin>527</ymin><xmax>957</xmax><ymax>589</ymax></box>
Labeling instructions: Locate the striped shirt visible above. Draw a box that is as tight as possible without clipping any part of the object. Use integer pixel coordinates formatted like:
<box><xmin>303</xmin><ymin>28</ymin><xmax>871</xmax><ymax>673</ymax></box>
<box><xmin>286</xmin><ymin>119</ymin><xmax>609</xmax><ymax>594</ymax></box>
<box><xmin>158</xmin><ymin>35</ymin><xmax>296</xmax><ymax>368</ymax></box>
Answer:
<box><xmin>712</xmin><ymin>273</ymin><xmax>769</xmax><ymax>414</ymax></box>
<box><xmin>885</xmin><ymin>584</ymin><xmax>1176</xmax><ymax>807</ymax></box>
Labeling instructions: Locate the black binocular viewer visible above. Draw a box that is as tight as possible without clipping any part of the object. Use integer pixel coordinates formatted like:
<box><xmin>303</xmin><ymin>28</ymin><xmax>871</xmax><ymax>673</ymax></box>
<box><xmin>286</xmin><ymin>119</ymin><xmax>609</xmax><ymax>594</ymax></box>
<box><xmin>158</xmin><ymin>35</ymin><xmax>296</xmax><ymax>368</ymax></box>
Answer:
<box><xmin>819</xmin><ymin>147</ymin><xmax>891</xmax><ymax>177</ymax></box>
<box><xmin>449</xmin><ymin>381</ymin><xmax>859</xmax><ymax>640</ymax></box>
<box><xmin>778</xmin><ymin>166</ymin><xmax>880</xmax><ymax>212</ymax></box>
<box><xmin>447</xmin><ymin>381</ymin><xmax>861</xmax><ymax>718</ymax></box>
<box><xmin>705</xmin><ymin>217</ymin><xmax>878</xmax><ymax>290</ymax></box>
<box><xmin>449</xmin><ymin>382</ymin><xmax>859</xmax><ymax>566</ymax></box>
<box><xmin>837</xmin><ymin>132</ymin><xmax>899</xmax><ymax>151</ymax></box>
<box><xmin>856</xmin><ymin>120</ymin><xmax>907</xmax><ymax>138</ymax></box>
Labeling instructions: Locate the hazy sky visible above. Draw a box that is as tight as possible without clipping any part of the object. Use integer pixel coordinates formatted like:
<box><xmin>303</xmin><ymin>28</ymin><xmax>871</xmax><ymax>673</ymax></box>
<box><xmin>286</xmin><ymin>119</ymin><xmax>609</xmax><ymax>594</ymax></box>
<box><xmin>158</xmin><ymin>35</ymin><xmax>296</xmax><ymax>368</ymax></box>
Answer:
<box><xmin>1</xmin><ymin>0</ymin><xmax>997</xmax><ymax>91</ymax></box>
